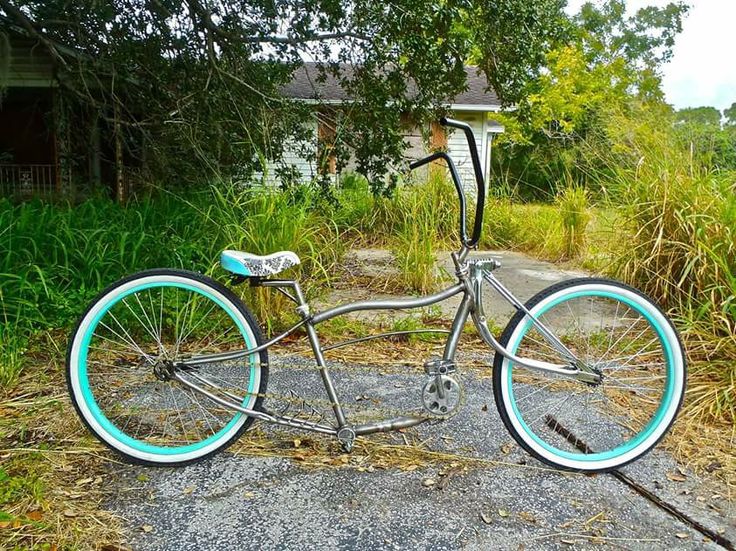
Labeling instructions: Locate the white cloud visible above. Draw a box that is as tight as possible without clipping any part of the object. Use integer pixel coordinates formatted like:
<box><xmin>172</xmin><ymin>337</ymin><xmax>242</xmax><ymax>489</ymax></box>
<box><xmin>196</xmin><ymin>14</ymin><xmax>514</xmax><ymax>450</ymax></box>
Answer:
<box><xmin>565</xmin><ymin>0</ymin><xmax>736</xmax><ymax>112</ymax></box>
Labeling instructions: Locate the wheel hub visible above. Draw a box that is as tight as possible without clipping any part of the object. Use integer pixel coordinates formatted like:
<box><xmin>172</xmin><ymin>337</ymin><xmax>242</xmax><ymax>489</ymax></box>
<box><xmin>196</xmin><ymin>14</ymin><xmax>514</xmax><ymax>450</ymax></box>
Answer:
<box><xmin>152</xmin><ymin>359</ymin><xmax>175</xmax><ymax>381</ymax></box>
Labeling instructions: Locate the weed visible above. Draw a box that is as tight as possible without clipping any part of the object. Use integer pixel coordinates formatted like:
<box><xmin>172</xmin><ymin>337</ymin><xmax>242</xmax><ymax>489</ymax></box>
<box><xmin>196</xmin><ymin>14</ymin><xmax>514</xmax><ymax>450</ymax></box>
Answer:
<box><xmin>0</xmin><ymin>308</ymin><xmax>27</xmax><ymax>387</ymax></box>
<box><xmin>557</xmin><ymin>184</ymin><xmax>590</xmax><ymax>259</ymax></box>
<box><xmin>389</xmin><ymin>315</ymin><xmax>446</xmax><ymax>343</ymax></box>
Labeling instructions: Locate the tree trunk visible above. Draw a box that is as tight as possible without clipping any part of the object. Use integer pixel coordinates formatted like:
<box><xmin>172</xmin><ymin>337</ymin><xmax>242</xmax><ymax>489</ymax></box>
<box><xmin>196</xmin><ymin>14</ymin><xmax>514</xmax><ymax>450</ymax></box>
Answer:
<box><xmin>113</xmin><ymin>102</ymin><xmax>125</xmax><ymax>203</ymax></box>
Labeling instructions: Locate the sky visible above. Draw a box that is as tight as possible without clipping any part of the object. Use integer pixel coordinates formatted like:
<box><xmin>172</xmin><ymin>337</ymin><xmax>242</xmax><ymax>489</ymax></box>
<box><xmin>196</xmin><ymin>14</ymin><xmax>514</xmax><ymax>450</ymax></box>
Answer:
<box><xmin>565</xmin><ymin>0</ymin><xmax>736</xmax><ymax>112</ymax></box>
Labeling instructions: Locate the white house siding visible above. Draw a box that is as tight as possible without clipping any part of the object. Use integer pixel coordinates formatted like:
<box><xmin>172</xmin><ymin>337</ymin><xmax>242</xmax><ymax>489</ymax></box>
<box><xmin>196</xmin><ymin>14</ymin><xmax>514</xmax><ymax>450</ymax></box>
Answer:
<box><xmin>260</xmin><ymin>111</ymin><xmax>499</xmax><ymax>190</ymax></box>
<box><xmin>445</xmin><ymin>111</ymin><xmax>491</xmax><ymax>197</ymax></box>
<box><xmin>7</xmin><ymin>38</ymin><xmax>56</xmax><ymax>87</ymax></box>
<box><xmin>338</xmin><ymin>119</ymin><xmax>425</xmax><ymax>179</ymax></box>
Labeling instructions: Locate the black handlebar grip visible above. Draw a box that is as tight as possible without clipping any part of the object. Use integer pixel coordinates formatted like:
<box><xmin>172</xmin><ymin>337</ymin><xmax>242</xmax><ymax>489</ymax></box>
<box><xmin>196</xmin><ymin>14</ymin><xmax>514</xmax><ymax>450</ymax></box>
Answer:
<box><xmin>409</xmin><ymin>156</ymin><xmax>433</xmax><ymax>170</ymax></box>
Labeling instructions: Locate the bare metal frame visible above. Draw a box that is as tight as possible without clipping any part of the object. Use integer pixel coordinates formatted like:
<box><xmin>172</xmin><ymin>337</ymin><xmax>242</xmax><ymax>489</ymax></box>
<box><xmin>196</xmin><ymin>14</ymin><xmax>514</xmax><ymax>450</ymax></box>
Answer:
<box><xmin>173</xmin><ymin>247</ymin><xmax>601</xmax><ymax>446</ymax></box>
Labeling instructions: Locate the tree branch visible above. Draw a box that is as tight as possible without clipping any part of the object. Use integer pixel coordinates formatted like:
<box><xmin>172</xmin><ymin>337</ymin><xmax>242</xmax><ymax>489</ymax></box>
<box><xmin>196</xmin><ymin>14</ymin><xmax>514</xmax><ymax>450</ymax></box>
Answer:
<box><xmin>241</xmin><ymin>31</ymin><xmax>369</xmax><ymax>44</ymax></box>
<box><xmin>0</xmin><ymin>0</ymin><xmax>68</xmax><ymax>67</ymax></box>
<box><xmin>185</xmin><ymin>0</ymin><xmax>367</xmax><ymax>47</ymax></box>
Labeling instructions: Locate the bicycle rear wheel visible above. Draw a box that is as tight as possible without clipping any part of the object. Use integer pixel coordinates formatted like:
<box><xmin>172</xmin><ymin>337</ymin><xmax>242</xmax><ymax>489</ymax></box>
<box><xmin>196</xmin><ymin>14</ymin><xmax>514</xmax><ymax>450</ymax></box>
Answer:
<box><xmin>66</xmin><ymin>269</ymin><xmax>268</xmax><ymax>466</ymax></box>
<box><xmin>493</xmin><ymin>278</ymin><xmax>685</xmax><ymax>472</ymax></box>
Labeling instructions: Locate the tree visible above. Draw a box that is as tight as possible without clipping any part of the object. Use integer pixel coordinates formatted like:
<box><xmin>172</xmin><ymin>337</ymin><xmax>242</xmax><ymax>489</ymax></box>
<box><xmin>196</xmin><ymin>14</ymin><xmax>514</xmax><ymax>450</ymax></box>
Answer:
<box><xmin>576</xmin><ymin>0</ymin><xmax>687</xmax><ymax>69</ymax></box>
<box><xmin>676</xmin><ymin>106</ymin><xmax>722</xmax><ymax>127</ymax></box>
<box><xmin>674</xmin><ymin>105</ymin><xmax>736</xmax><ymax>170</ymax></box>
<box><xmin>490</xmin><ymin>0</ymin><xmax>688</xmax><ymax>197</ymax></box>
<box><xmin>724</xmin><ymin>102</ymin><xmax>736</xmax><ymax>126</ymax></box>
<box><xmin>0</xmin><ymin>0</ymin><xmax>568</xmax><ymax>190</ymax></box>
<box><xmin>520</xmin><ymin>0</ymin><xmax>689</xmax><ymax>139</ymax></box>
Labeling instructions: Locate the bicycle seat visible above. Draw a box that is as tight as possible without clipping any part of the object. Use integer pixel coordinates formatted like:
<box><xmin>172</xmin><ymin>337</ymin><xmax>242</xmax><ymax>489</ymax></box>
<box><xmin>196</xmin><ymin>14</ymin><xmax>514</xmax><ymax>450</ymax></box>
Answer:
<box><xmin>220</xmin><ymin>250</ymin><xmax>300</xmax><ymax>277</ymax></box>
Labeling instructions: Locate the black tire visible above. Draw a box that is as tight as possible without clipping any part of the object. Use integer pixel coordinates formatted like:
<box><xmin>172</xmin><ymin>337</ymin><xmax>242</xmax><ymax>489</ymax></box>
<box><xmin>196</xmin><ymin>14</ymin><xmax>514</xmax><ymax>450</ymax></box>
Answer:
<box><xmin>492</xmin><ymin>277</ymin><xmax>686</xmax><ymax>473</ymax></box>
<box><xmin>66</xmin><ymin>268</ymin><xmax>269</xmax><ymax>467</ymax></box>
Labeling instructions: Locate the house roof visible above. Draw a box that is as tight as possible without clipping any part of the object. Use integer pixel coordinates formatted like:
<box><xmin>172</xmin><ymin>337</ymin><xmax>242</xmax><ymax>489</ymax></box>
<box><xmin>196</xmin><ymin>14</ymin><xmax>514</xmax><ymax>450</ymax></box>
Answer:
<box><xmin>281</xmin><ymin>63</ymin><xmax>501</xmax><ymax>111</ymax></box>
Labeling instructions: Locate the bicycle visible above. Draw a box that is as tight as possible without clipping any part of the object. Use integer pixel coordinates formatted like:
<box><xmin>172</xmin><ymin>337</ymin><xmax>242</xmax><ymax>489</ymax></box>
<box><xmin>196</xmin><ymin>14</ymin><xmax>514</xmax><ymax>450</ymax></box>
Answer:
<box><xmin>66</xmin><ymin>118</ymin><xmax>686</xmax><ymax>472</ymax></box>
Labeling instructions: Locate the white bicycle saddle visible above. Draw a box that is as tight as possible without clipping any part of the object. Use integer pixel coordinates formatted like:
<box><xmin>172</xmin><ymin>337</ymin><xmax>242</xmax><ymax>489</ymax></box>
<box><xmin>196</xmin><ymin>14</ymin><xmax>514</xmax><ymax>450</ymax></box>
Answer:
<box><xmin>220</xmin><ymin>250</ymin><xmax>301</xmax><ymax>277</ymax></box>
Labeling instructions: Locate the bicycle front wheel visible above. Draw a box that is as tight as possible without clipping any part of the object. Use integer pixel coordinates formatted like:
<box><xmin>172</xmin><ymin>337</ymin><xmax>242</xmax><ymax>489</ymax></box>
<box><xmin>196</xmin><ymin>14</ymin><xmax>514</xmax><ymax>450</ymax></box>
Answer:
<box><xmin>493</xmin><ymin>278</ymin><xmax>685</xmax><ymax>472</ymax></box>
<box><xmin>66</xmin><ymin>269</ymin><xmax>268</xmax><ymax>466</ymax></box>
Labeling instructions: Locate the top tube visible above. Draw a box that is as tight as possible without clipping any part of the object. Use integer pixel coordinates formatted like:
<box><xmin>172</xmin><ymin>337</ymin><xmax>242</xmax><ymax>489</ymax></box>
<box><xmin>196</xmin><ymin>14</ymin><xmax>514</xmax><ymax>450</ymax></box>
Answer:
<box><xmin>311</xmin><ymin>283</ymin><xmax>465</xmax><ymax>324</ymax></box>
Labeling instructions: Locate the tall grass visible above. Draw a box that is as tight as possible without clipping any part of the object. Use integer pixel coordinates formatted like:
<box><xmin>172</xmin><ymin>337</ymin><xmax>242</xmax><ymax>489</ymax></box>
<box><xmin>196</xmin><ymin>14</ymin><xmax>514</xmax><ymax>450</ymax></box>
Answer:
<box><xmin>391</xmin><ymin>174</ymin><xmax>459</xmax><ymax>293</ymax></box>
<box><xmin>479</xmin><ymin>199</ymin><xmax>571</xmax><ymax>261</ymax></box>
<box><xmin>596</xmin><ymin>110</ymin><xmax>736</xmax><ymax>422</ymax></box>
<box><xmin>205</xmin><ymin>186</ymin><xmax>344</xmax><ymax>328</ymax></box>
<box><xmin>333</xmin><ymin>171</ymin><xmax>460</xmax><ymax>292</ymax></box>
<box><xmin>0</xmin><ymin>171</ymin><xmax>600</xmax><ymax>387</ymax></box>
<box><xmin>0</xmin><ymin>309</ymin><xmax>27</xmax><ymax>387</ymax></box>
<box><xmin>557</xmin><ymin>185</ymin><xmax>590</xmax><ymax>260</ymax></box>
<box><xmin>0</xmin><ymin>184</ymin><xmax>347</xmax><ymax>384</ymax></box>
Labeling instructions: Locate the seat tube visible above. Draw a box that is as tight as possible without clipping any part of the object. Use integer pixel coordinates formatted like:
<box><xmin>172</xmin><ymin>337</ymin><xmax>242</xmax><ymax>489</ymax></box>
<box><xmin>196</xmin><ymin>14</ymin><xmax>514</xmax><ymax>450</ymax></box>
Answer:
<box><xmin>305</xmin><ymin>321</ymin><xmax>348</xmax><ymax>427</ymax></box>
<box><xmin>443</xmin><ymin>291</ymin><xmax>472</xmax><ymax>361</ymax></box>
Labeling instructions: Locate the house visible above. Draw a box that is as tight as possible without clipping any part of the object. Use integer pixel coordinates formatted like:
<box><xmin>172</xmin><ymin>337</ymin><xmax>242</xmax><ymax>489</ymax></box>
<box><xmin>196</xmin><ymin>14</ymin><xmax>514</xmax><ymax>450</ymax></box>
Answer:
<box><xmin>1</xmin><ymin>20</ymin><xmax>501</xmax><ymax>200</ymax></box>
<box><xmin>269</xmin><ymin>63</ymin><xmax>504</xmax><ymax>195</ymax></box>
<box><xmin>0</xmin><ymin>18</ymin><xmax>137</xmax><ymax>201</ymax></box>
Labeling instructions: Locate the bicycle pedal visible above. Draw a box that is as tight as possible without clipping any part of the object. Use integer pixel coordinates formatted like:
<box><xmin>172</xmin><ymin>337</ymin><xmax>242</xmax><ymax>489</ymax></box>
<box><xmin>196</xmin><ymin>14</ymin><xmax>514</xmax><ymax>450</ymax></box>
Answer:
<box><xmin>423</xmin><ymin>359</ymin><xmax>456</xmax><ymax>376</ymax></box>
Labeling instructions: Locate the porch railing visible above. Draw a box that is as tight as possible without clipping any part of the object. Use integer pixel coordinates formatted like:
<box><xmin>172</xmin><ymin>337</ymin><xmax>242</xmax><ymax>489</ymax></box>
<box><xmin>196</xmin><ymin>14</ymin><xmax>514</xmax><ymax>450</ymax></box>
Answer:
<box><xmin>0</xmin><ymin>164</ymin><xmax>57</xmax><ymax>198</ymax></box>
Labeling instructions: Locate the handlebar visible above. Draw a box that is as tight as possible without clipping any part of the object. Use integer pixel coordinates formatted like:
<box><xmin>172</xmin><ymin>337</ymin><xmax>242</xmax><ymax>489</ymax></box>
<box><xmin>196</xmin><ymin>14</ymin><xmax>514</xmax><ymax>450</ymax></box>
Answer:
<box><xmin>409</xmin><ymin>117</ymin><xmax>486</xmax><ymax>248</ymax></box>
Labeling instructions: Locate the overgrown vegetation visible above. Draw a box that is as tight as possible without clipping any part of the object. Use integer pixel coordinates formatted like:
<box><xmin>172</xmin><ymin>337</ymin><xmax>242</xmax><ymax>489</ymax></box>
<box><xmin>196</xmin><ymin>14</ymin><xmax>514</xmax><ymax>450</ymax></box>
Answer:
<box><xmin>0</xmin><ymin>174</ymin><xmax>581</xmax><ymax>386</ymax></box>
<box><xmin>483</xmin><ymin>0</ymin><xmax>735</xmax><ymax>430</ymax></box>
<box><xmin>557</xmin><ymin>185</ymin><xmax>590</xmax><ymax>260</ymax></box>
<box><xmin>0</xmin><ymin>0</ymin><xmax>568</xmax><ymax>189</ymax></box>
<box><xmin>595</xmin><ymin>108</ymin><xmax>736</xmax><ymax>424</ymax></box>
<box><xmin>0</xmin><ymin>185</ymin><xmax>343</xmax><ymax>385</ymax></box>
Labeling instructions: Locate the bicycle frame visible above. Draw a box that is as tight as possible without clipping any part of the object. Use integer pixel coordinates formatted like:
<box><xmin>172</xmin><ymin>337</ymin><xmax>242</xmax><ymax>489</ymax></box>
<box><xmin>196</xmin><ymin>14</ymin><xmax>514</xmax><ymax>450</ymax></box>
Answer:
<box><xmin>172</xmin><ymin>117</ymin><xmax>604</xmax><ymax>447</ymax></box>
<box><xmin>173</xmin><ymin>247</ymin><xmax>601</xmax><ymax>447</ymax></box>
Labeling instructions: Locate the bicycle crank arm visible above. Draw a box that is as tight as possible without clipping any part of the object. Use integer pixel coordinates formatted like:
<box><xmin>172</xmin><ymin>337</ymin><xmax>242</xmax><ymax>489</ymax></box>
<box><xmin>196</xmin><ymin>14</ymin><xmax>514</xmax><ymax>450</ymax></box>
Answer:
<box><xmin>471</xmin><ymin>312</ymin><xmax>602</xmax><ymax>384</ymax></box>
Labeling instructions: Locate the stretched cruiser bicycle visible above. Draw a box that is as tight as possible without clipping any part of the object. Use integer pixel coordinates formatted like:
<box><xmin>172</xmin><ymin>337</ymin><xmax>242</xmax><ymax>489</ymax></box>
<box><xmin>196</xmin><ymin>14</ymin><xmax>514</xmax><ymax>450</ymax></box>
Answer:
<box><xmin>66</xmin><ymin>118</ymin><xmax>686</xmax><ymax>472</ymax></box>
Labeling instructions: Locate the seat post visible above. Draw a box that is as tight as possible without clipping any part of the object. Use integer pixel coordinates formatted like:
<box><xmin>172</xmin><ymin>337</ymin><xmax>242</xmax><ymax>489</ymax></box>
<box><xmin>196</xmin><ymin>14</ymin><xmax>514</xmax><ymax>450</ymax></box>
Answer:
<box><xmin>257</xmin><ymin>279</ymin><xmax>310</xmax><ymax>318</ymax></box>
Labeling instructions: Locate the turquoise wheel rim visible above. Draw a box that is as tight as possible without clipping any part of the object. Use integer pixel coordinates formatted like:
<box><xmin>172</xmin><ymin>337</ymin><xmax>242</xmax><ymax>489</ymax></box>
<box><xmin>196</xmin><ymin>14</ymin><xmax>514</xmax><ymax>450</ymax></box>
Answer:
<box><xmin>78</xmin><ymin>280</ymin><xmax>257</xmax><ymax>456</ymax></box>
<box><xmin>506</xmin><ymin>289</ymin><xmax>676</xmax><ymax>463</ymax></box>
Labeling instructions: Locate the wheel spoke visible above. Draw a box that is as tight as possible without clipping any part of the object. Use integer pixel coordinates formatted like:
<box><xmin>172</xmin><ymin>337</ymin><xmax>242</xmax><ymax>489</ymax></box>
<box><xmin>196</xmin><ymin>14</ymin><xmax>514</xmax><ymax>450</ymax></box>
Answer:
<box><xmin>72</xmin><ymin>275</ymin><xmax>262</xmax><ymax>461</ymax></box>
<box><xmin>501</xmin><ymin>283</ymin><xmax>681</xmax><ymax>470</ymax></box>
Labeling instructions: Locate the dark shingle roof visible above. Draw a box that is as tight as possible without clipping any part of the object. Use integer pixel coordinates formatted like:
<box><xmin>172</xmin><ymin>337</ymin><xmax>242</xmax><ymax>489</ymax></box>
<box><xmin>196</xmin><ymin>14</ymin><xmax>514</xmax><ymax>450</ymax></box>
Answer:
<box><xmin>281</xmin><ymin>63</ymin><xmax>500</xmax><ymax>108</ymax></box>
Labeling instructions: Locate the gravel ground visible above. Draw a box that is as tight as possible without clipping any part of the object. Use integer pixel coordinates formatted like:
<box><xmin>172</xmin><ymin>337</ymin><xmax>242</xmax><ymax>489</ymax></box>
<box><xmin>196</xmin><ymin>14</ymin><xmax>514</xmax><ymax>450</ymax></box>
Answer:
<box><xmin>106</xmin><ymin>358</ymin><xmax>733</xmax><ymax>550</ymax></box>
